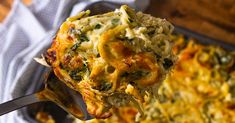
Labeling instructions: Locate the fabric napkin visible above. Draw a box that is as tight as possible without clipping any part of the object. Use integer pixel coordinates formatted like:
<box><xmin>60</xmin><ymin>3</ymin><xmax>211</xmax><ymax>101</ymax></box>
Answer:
<box><xmin>0</xmin><ymin>0</ymin><xmax>149</xmax><ymax>123</ymax></box>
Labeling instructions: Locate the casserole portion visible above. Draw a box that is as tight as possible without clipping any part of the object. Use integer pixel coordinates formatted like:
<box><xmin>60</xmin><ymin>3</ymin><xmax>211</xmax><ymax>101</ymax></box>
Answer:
<box><xmin>45</xmin><ymin>5</ymin><xmax>175</xmax><ymax>118</ymax></box>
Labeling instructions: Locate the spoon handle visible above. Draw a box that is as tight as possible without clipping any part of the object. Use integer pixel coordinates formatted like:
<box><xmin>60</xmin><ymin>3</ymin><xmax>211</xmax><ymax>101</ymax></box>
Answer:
<box><xmin>0</xmin><ymin>93</ymin><xmax>44</xmax><ymax>116</ymax></box>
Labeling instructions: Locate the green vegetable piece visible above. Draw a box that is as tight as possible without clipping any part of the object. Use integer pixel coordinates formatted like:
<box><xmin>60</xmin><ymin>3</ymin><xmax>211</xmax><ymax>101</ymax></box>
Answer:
<box><xmin>94</xmin><ymin>24</ymin><xmax>102</xmax><ymax>29</ymax></box>
<box><xmin>69</xmin><ymin>64</ymin><xmax>87</xmax><ymax>81</ymax></box>
<box><xmin>69</xmin><ymin>70</ymin><xmax>82</xmax><ymax>81</ymax></box>
<box><xmin>71</xmin><ymin>43</ymin><xmax>80</xmax><ymax>51</ymax></box>
<box><xmin>99</xmin><ymin>82</ymin><xmax>112</xmax><ymax>91</ymax></box>
<box><xmin>80</xmin><ymin>34</ymin><xmax>89</xmax><ymax>42</ymax></box>
<box><xmin>93</xmin><ymin>81</ymin><xmax>112</xmax><ymax>91</ymax></box>
<box><xmin>111</xmin><ymin>19</ymin><xmax>119</xmax><ymax>25</ymax></box>
<box><xmin>121</xmin><ymin>5</ymin><xmax>138</xmax><ymax>27</ymax></box>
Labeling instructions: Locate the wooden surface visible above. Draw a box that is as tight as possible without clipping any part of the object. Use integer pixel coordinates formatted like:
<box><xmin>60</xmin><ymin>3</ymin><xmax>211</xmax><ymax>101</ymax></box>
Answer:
<box><xmin>145</xmin><ymin>0</ymin><xmax>235</xmax><ymax>45</ymax></box>
<box><xmin>1</xmin><ymin>0</ymin><xmax>235</xmax><ymax>45</ymax></box>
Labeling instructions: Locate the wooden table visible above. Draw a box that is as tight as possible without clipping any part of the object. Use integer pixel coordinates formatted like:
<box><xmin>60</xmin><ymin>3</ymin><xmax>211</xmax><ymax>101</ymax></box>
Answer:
<box><xmin>145</xmin><ymin>0</ymin><xmax>235</xmax><ymax>45</ymax></box>
<box><xmin>1</xmin><ymin>0</ymin><xmax>235</xmax><ymax>45</ymax></box>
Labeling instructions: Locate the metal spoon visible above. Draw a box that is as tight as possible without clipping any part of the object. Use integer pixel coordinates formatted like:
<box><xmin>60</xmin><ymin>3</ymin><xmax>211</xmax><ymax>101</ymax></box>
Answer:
<box><xmin>0</xmin><ymin>71</ymin><xmax>93</xmax><ymax>120</ymax></box>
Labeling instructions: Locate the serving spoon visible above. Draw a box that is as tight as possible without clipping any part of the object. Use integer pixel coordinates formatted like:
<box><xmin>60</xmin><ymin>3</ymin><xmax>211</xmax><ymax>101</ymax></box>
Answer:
<box><xmin>0</xmin><ymin>71</ymin><xmax>93</xmax><ymax>120</ymax></box>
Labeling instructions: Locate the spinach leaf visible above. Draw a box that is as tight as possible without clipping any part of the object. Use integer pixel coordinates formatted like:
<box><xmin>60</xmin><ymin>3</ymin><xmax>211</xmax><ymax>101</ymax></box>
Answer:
<box><xmin>94</xmin><ymin>24</ymin><xmax>102</xmax><ymax>29</ymax></box>
<box><xmin>69</xmin><ymin>64</ymin><xmax>87</xmax><ymax>81</ymax></box>
<box><xmin>80</xmin><ymin>34</ymin><xmax>89</xmax><ymax>42</ymax></box>
<box><xmin>93</xmin><ymin>81</ymin><xmax>112</xmax><ymax>92</ymax></box>
<box><xmin>69</xmin><ymin>70</ymin><xmax>82</xmax><ymax>81</ymax></box>
<box><xmin>111</xmin><ymin>19</ymin><xmax>119</xmax><ymax>25</ymax></box>
<box><xmin>71</xmin><ymin>42</ymin><xmax>80</xmax><ymax>51</ymax></box>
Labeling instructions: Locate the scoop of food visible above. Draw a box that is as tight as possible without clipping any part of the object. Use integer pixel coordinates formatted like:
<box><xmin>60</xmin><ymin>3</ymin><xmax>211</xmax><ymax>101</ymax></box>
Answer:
<box><xmin>44</xmin><ymin>5</ymin><xmax>176</xmax><ymax>119</ymax></box>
